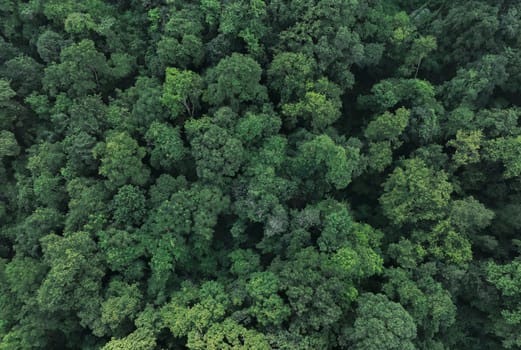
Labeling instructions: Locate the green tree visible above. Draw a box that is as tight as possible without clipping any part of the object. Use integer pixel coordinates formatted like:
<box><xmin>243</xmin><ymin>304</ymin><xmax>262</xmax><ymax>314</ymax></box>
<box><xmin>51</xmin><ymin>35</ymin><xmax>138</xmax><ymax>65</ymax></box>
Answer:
<box><xmin>65</xmin><ymin>177</ymin><xmax>110</xmax><ymax>232</ymax></box>
<box><xmin>187</xmin><ymin>318</ymin><xmax>271</xmax><ymax>350</ymax></box>
<box><xmin>97</xmin><ymin>228</ymin><xmax>145</xmax><ymax>280</ymax></box>
<box><xmin>383</xmin><ymin>265</ymin><xmax>457</xmax><ymax>349</ymax></box>
<box><xmin>292</xmin><ymin>134</ymin><xmax>360</xmax><ymax>191</ymax></box>
<box><xmin>366</xmin><ymin>141</ymin><xmax>393</xmax><ymax>172</ymax></box>
<box><xmin>93</xmin><ymin>131</ymin><xmax>150</xmax><ymax>188</ymax></box>
<box><xmin>425</xmin><ymin>220</ymin><xmax>472</xmax><ymax>266</ymax></box>
<box><xmin>486</xmin><ymin>260</ymin><xmax>521</xmax><ymax>349</ymax></box>
<box><xmin>219</xmin><ymin>0</ymin><xmax>268</xmax><ymax>56</ymax></box>
<box><xmin>484</xmin><ymin>136</ymin><xmax>521</xmax><ymax>178</ymax></box>
<box><xmin>0</xmin><ymin>131</ymin><xmax>19</xmax><ymax>158</ymax></box>
<box><xmin>268</xmin><ymin>52</ymin><xmax>315</xmax><ymax>104</ymax></box>
<box><xmin>204</xmin><ymin>53</ymin><xmax>267</xmax><ymax>111</ymax></box>
<box><xmin>145</xmin><ymin>121</ymin><xmax>186</xmax><ymax>171</ymax></box>
<box><xmin>101</xmin><ymin>328</ymin><xmax>156</xmax><ymax>350</ymax></box>
<box><xmin>43</xmin><ymin>39</ymin><xmax>111</xmax><ymax>97</ymax></box>
<box><xmin>0</xmin><ymin>79</ymin><xmax>18</xmax><ymax>130</ymax></box>
<box><xmin>36</xmin><ymin>30</ymin><xmax>67</xmax><ymax>63</ymax></box>
<box><xmin>245</xmin><ymin>271</ymin><xmax>290</xmax><ymax>327</ymax></box>
<box><xmin>1</xmin><ymin>55</ymin><xmax>43</xmax><ymax>97</ymax></box>
<box><xmin>185</xmin><ymin>111</ymin><xmax>246</xmax><ymax>183</ymax></box>
<box><xmin>364</xmin><ymin>107</ymin><xmax>410</xmax><ymax>144</ymax></box>
<box><xmin>380</xmin><ymin>158</ymin><xmax>453</xmax><ymax>225</ymax></box>
<box><xmin>343</xmin><ymin>293</ymin><xmax>416</xmax><ymax>350</ymax></box>
<box><xmin>37</xmin><ymin>231</ymin><xmax>105</xmax><ymax>335</ymax></box>
<box><xmin>108</xmin><ymin>76</ymin><xmax>169</xmax><ymax>134</ymax></box>
<box><xmin>447</xmin><ymin>130</ymin><xmax>483</xmax><ymax>167</ymax></box>
<box><xmin>14</xmin><ymin>207</ymin><xmax>64</xmax><ymax>257</ymax></box>
<box><xmin>100</xmin><ymin>280</ymin><xmax>143</xmax><ymax>334</ymax></box>
<box><xmin>111</xmin><ymin>185</ymin><xmax>147</xmax><ymax>227</ymax></box>
<box><xmin>161</xmin><ymin>67</ymin><xmax>203</xmax><ymax>119</ymax></box>
<box><xmin>282</xmin><ymin>78</ymin><xmax>342</xmax><ymax>132</ymax></box>
<box><xmin>62</xmin><ymin>131</ymin><xmax>98</xmax><ymax>177</ymax></box>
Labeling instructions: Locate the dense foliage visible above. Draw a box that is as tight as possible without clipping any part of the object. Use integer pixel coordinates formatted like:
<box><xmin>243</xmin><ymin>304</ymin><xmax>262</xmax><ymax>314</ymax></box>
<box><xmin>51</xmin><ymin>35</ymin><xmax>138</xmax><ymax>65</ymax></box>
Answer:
<box><xmin>1</xmin><ymin>0</ymin><xmax>521</xmax><ymax>349</ymax></box>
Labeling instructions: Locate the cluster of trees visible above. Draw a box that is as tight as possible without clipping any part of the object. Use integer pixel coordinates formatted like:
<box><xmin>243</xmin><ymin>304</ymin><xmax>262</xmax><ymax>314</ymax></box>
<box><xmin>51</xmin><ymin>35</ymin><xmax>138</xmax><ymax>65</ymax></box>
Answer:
<box><xmin>1</xmin><ymin>0</ymin><xmax>521</xmax><ymax>348</ymax></box>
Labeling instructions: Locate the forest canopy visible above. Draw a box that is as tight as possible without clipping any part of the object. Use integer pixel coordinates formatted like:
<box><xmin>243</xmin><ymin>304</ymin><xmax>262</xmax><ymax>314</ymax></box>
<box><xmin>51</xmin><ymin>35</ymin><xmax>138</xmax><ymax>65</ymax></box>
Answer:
<box><xmin>1</xmin><ymin>0</ymin><xmax>521</xmax><ymax>349</ymax></box>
